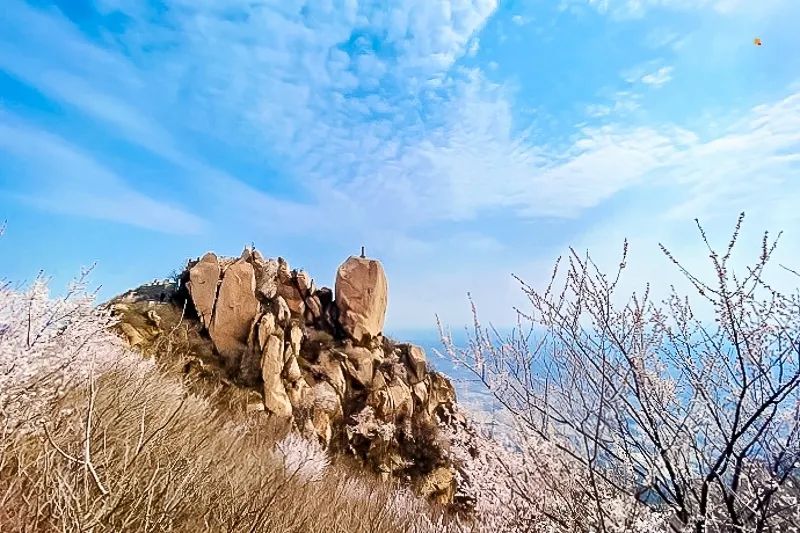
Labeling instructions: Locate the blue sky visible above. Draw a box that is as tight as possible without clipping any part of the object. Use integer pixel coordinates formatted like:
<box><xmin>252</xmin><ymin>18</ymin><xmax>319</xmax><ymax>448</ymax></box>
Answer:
<box><xmin>1</xmin><ymin>0</ymin><xmax>799</xmax><ymax>333</ymax></box>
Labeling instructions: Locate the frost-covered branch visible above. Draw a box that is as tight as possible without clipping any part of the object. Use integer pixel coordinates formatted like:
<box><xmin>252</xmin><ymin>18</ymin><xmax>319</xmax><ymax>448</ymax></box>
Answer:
<box><xmin>443</xmin><ymin>214</ymin><xmax>800</xmax><ymax>533</ymax></box>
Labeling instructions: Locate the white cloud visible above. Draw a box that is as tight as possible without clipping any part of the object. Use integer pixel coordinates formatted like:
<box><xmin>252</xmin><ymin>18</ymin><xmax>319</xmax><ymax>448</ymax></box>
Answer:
<box><xmin>585</xmin><ymin>104</ymin><xmax>612</xmax><ymax>117</ymax></box>
<box><xmin>566</xmin><ymin>0</ymin><xmax>791</xmax><ymax>18</ymax></box>
<box><xmin>1</xmin><ymin>1</ymin><xmax>506</xmax><ymax>235</ymax></box>
<box><xmin>663</xmin><ymin>91</ymin><xmax>800</xmax><ymax>222</ymax></box>
<box><xmin>6</xmin><ymin>1</ymin><xmax>795</xmax><ymax>238</ymax></box>
<box><xmin>0</xmin><ymin>1</ymin><xmax>340</xmax><ymax>237</ymax></box>
<box><xmin>467</xmin><ymin>38</ymin><xmax>480</xmax><ymax>57</ymax></box>
<box><xmin>460</xmin><ymin>88</ymin><xmax>800</xmax><ymax>324</ymax></box>
<box><xmin>576</xmin><ymin>91</ymin><xmax>800</xmax><ymax>226</ymax></box>
<box><xmin>623</xmin><ymin>63</ymin><xmax>674</xmax><ymax>88</ymax></box>
<box><xmin>640</xmin><ymin>66</ymin><xmax>674</xmax><ymax>86</ymax></box>
<box><xmin>0</xmin><ymin>1</ymin><xmax>689</xmax><ymax>241</ymax></box>
<box><xmin>2</xmin><ymin>1</ymin><xmax>799</xmax><ymax>330</ymax></box>
<box><xmin>398</xmin><ymin>86</ymin><xmax>800</xmax><ymax>327</ymax></box>
<box><xmin>586</xmin><ymin>91</ymin><xmax>643</xmax><ymax>118</ymax></box>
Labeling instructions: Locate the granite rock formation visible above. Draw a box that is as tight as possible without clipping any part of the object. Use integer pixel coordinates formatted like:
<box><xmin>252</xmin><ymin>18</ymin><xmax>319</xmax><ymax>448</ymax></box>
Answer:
<box><xmin>111</xmin><ymin>247</ymin><xmax>462</xmax><ymax>504</ymax></box>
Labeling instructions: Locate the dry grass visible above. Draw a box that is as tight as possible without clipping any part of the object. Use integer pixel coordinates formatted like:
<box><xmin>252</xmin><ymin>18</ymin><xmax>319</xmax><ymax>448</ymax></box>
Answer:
<box><xmin>110</xmin><ymin>299</ymin><xmax>263</xmax><ymax>413</ymax></box>
<box><xmin>0</xmin><ymin>275</ymin><xmax>474</xmax><ymax>532</ymax></box>
<box><xmin>0</xmin><ymin>354</ymin><xmax>470</xmax><ymax>532</ymax></box>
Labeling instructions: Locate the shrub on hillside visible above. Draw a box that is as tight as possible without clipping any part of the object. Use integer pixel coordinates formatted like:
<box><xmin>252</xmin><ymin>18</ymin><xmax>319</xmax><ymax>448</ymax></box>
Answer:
<box><xmin>442</xmin><ymin>214</ymin><xmax>800</xmax><ymax>533</ymax></box>
<box><xmin>0</xmin><ymin>269</ymin><xmax>124</xmax><ymax>434</ymax></box>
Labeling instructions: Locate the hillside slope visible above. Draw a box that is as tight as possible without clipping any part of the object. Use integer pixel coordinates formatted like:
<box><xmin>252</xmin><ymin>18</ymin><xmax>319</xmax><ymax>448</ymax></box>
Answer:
<box><xmin>110</xmin><ymin>247</ymin><xmax>471</xmax><ymax>506</ymax></box>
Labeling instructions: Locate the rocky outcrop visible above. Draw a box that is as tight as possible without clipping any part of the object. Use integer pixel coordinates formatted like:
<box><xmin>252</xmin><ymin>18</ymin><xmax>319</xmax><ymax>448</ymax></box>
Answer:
<box><xmin>112</xmin><ymin>247</ymin><xmax>458</xmax><ymax>502</ymax></box>
<box><xmin>261</xmin><ymin>333</ymin><xmax>292</xmax><ymax>417</ymax></box>
<box><xmin>185</xmin><ymin>252</ymin><xmax>220</xmax><ymax>330</ymax></box>
<box><xmin>334</xmin><ymin>256</ymin><xmax>388</xmax><ymax>344</ymax></box>
<box><xmin>209</xmin><ymin>259</ymin><xmax>260</xmax><ymax>371</ymax></box>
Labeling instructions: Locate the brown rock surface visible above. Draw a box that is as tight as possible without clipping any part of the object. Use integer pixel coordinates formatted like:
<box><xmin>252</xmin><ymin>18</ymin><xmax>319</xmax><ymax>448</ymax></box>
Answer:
<box><xmin>112</xmin><ymin>247</ymin><xmax>463</xmax><ymax>506</ymax></box>
<box><xmin>209</xmin><ymin>259</ymin><xmax>260</xmax><ymax>369</ymax></box>
<box><xmin>283</xmin><ymin>349</ymin><xmax>303</xmax><ymax>382</ymax></box>
<box><xmin>304</xmin><ymin>294</ymin><xmax>323</xmax><ymax>324</ymax></box>
<box><xmin>274</xmin><ymin>296</ymin><xmax>290</xmax><ymax>326</ymax></box>
<box><xmin>386</xmin><ymin>379</ymin><xmax>414</xmax><ymax>420</ymax></box>
<box><xmin>186</xmin><ymin>252</ymin><xmax>220</xmax><ymax>330</ymax></box>
<box><xmin>334</xmin><ymin>256</ymin><xmax>388</xmax><ymax>344</ymax></box>
<box><xmin>314</xmin><ymin>350</ymin><xmax>346</xmax><ymax>397</ymax></box>
<box><xmin>419</xmin><ymin>467</ymin><xmax>456</xmax><ymax>504</ymax></box>
<box><xmin>427</xmin><ymin>372</ymin><xmax>456</xmax><ymax>417</ymax></box>
<box><xmin>403</xmin><ymin>344</ymin><xmax>428</xmax><ymax>384</ymax></box>
<box><xmin>257</xmin><ymin>313</ymin><xmax>276</xmax><ymax>352</ymax></box>
<box><xmin>254</xmin><ymin>256</ymin><xmax>280</xmax><ymax>300</ymax></box>
<box><xmin>119</xmin><ymin>322</ymin><xmax>145</xmax><ymax>346</ymax></box>
<box><xmin>288</xmin><ymin>325</ymin><xmax>303</xmax><ymax>358</ymax></box>
<box><xmin>262</xmin><ymin>334</ymin><xmax>292</xmax><ymax>417</ymax></box>
<box><xmin>342</xmin><ymin>346</ymin><xmax>376</xmax><ymax>388</ymax></box>
<box><xmin>309</xmin><ymin>381</ymin><xmax>342</xmax><ymax>446</ymax></box>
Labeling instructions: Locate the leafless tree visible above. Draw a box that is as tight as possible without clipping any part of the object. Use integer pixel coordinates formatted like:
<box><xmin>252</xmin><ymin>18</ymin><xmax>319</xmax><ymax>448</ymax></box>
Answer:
<box><xmin>441</xmin><ymin>213</ymin><xmax>800</xmax><ymax>533</ymax></box>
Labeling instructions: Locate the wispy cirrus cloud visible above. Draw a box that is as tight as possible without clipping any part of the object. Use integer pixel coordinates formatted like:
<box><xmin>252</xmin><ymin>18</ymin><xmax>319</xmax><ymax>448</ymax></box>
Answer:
<box><xmin>0</xmin><ymin>1</ymin><xmax>338</xmax><ymax>236</ymax></box>
<box><xmin>640</xmin><ymin>66</ymin><xmax>674</xmax><ymax>86</ymax></box>
<box><xmin>1</xmin><ymin>0</ymin><xmax>799</xmax><ymax>329</ymax></box>
<box><xmin>1</xmin><ymin>1</ymin><xmax>505</xmax><ymax>230</ymax></box>
<box><xmin>566</xmin><ymin>0</ymin><xmax>791</xmax><ymax>18</ymax></box>
<box><xmin>0</xmin><ymin>119</ymin><xmax>205</xmax><ymax>235</ymax></box>
<box><xmin>622</xmin><ymin>62</ymin><xmax>674</xmax><ymax>88</ymax></box>
<box><xmin>3</xmin><ymin>0</ymin><xmax>794</xmax><ymax>238</ymax></box>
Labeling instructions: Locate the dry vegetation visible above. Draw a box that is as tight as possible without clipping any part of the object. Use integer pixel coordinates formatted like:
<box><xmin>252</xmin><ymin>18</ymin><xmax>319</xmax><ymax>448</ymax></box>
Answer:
<box><xmin>4</xmin><ymin>214</ymin><xmax>799</xmax><ymax>533</ymax></box>
<box><xmin>442</xmin><ymin>214</ymin><xmax>800</xmax><ymax>533</ymax></box>
<box><xmin>1</xmin><ymin>361</ymin><xmax>465</xmax><ymax>532</ymax></box>
<box><xmin>0</xmin><ymin>273</ymin><xmax>469</xmax><ymax>533</ymax></box>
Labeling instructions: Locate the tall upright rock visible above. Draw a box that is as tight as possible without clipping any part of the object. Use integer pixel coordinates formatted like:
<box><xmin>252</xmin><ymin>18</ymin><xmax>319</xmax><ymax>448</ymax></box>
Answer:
<box><xmin>185</xmin><ymin>252</ymin><xmax>220</xmax><ymax>330</ymax></box>
<box><xmin>334</xmin><ymin>256</ymin><xmax>388</xmax><ymax>345</ymax></box>
<box><xmin>208</xmin><ymin>259</ymin><xmax>260</xmax><ymax>371</ymax></box>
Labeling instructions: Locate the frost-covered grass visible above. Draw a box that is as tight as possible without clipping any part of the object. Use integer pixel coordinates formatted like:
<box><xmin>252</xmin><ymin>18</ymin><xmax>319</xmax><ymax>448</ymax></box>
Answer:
<box><xmin>0</xmin><ymin>277</ymin><xmax>470</xmax><ymax>532</ymax></box>
<box><xmin>0</xmin><ymin>265</ymin><xmax>699</xmax><ymax>533</ymax></box>
<box><xmin>0</xmin><ymin>272</ymin><xmax>123</xmax><ymax>433</ymax></box>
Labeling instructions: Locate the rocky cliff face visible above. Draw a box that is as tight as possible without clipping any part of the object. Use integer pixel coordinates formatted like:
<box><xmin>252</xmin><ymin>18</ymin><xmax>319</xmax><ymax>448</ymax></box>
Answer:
<box><xmin>111</xmin><ymin>248</ymin><xmax>463</xmax><ymax>504</ymax></box>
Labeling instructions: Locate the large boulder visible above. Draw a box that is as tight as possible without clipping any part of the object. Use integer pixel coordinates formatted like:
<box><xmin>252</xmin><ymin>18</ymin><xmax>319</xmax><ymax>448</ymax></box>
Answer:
<box><xmin>334</xmin><ymin>256</ymin><xmax>388</xmax><ymax>344</ymax></box>
<box><xmin>262</xmin><ymin>334</ymin><xmax>293</xmax><ymax>417</ymax></box>
<box><xmin>342</xmin><ymin>346</ymin><xmax>378</xmax><ymax>388</ymax></box>
<box><xmin>209</xmin><ymin>259</ymin><xmax>260</xmax><ymax>369</ymax></box>
<box><xmin>186</xmin><ymin>252</ymin><xmax>220</xmax><ymax>330</ymax></box>
<box><xmin>402</xmin><ymin>344</ymin><xmax>427</xmax><ymax>384</ymax></box>
<box><xmin>253</xmin><ymin>255</ymin><xmax>280</xmax><ymax>300</ymax></box>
